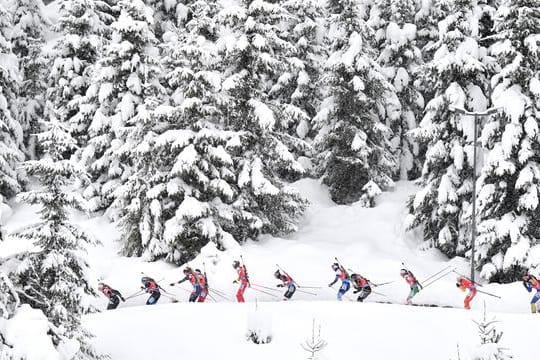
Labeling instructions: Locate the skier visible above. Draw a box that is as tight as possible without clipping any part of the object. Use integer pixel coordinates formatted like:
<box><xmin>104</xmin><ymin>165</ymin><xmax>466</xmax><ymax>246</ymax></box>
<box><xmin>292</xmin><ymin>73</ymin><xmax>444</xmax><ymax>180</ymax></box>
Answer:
<box><xmin>97</xmin><ymin>282</ymin><xmax>125</xmax><ymax>310</ymax></box>
<box><xmin>232</xmin><ymin>260</ymin><xmax>249</xmax><ymax>302</ymax></box>
<box><xmin>400</xmin><ymin>268</ymin><xmax>421</xmax><ymax>305</ymax></box>
<box><xmin>141</xmin><ymin>276</ymin><xmax>161</xmax><ymax>305</ymax></box>
<box><xmin>456</xmin><ymin>276</ymin><xmax>476</xmax><ymax>310</ymax></box>
<box><xmin>274</xmin><ymin>270</ymin><xmax>296</xmax><ymax>300</ymax></box>
<box><xmin>328</xmin><ymin>263</ymin><xmax>350</xmax><ymax>301</ymax></box>
<box><xmin>170</xmin><ymin>267</ymin><xmax>201</xmax><ymax>302</ymax></box>
<box><xmin>350</xmin><ymin>274</ymin><xmax>372</xmax><ymax>302</ymax></box>
<box><xmin>195</xmin><ymin>269</ymin><xmax>208</xmax><ymax>303</ymax></box>
<box><xmin>521</xmin><ymin>273</ymin><xmax>540</xmax><ymax>313</ymax></box>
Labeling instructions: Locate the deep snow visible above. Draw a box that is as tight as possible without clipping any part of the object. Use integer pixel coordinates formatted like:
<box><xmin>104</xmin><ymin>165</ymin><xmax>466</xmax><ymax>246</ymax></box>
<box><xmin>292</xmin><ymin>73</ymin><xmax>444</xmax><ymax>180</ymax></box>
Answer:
<box><xmin>2</xmin><ymin>180</ymin><xmax>538</xmax><ymax>359</ymax></box>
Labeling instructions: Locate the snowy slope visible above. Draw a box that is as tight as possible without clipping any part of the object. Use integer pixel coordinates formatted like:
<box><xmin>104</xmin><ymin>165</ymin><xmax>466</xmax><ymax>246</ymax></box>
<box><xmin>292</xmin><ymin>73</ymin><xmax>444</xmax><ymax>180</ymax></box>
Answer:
<box><xmin>81</xmin><ymin>180</ymin><xmax>537</xmax><ymax>359</ymax></box>
<box><xmin>85</xmin><ymin>301</ymin><xmax>536</xmax><ymax>360</ymax></box>
<box><xmin>80</xmin><ymin>180</ymin><xmax>530</xmax><ymax>312</ymax></box>
<box><xmin>2</xmin><ymin>180</ymin><xmax>537</xmax><ymax>359</ymax></box>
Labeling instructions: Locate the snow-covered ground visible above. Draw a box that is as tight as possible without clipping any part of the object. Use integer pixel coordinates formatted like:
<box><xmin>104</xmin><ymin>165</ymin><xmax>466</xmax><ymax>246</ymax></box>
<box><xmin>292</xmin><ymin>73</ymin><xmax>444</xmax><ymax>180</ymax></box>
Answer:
<box><xmin>1</xmin><ymin>180</ymin><xmax>537</xmax><ymax>359</ymax></box>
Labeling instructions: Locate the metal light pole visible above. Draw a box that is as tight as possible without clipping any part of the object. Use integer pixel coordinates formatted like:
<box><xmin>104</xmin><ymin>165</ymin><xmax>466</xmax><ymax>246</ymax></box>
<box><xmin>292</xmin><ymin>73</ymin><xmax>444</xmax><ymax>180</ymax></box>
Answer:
<box><xmin>449</xmin><ymin>106</ymin><xmax>500</xmax><ymax>283</ymax></box>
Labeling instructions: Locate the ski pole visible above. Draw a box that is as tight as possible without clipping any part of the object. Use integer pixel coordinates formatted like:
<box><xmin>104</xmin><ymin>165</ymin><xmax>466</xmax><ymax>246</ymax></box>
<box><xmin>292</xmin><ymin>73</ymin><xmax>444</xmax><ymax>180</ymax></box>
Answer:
<box><xmin>371</xmin><ymin>281</ymin><xmax>394</xmax><ymax>287</ymax></box>
<box><xmin>124</xmin><ymin>290</ymin><xmax>145</xmax><ymax>300</ymax></box>
<box><xmin>160</xmin><ymin>292</ymin><xmax>180</xmax><ymax>302</ymax></box>
<box><xmin>371</xmin><ymin>290</ymin><xmax>387</xmax><ymax>297</ymax></box>
<box><xmin>171</xmin><ymin>286</ymin><xmax>193</xmax><ymax>294</ymax></box>
<box><xmin>251</xmin><ymin>283</ymin><xmax>281</xmax><ymax>292</ymax></box>
<box><xmin>209</xmin><ymin>287</ymin><xmax>229</xmax><ymax>296</ymax></box>
<box><xmin>205</xmin><ymin>291</ymin><xmax>217</xmax><ymax>302</ymax></box>
<box><xmin>159</xmin><ymin>285</ymin><xmax>176</xmax><ymax>295</ymax></box>
<box><xmin>296</xmin><ymin>288</ymin><xmax>318</xmax><ymax>296</ymax></box>
<box><xmin>250</xmin><ymin>286</ymin><xmax>279</xmax><ymax>298</ymax></box>
<box><xmin>298</xmin><ymin>285</ymin><xmax>323</xmax><ymax>289</ymax></box>
<box><xmin>477</xmin><ymin>289</ymin><xmax>501</xmax><ymax>299</ymax></box>
<box><xmin>209</xmin><ymin>289</ymin><xmax>231</xmax><ymax>301</ymax></box>
<box><xmin>421</xmin><ymin>268</ymin><xmax>454</xmax><ymax>290</ymax></box>
<box><xmin>421</xmin><ymin>265</ymin><xmax>453</xmax><ymax>284</ymax></box>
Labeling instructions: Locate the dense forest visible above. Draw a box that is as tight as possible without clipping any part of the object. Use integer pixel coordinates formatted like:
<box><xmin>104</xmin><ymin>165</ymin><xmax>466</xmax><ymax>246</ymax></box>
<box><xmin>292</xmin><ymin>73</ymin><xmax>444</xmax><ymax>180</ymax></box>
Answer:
<box><xmin>0</xmin><ymin>0</ymin><xmax>539</xmax><ymax>358</ymax></box>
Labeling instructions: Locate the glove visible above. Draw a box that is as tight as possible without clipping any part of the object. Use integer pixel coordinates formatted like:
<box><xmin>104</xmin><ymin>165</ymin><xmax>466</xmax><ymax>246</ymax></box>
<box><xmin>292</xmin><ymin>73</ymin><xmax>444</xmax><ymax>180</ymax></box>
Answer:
<box><xmin>328</xmin><ymin>283</ymin><xmax>333</xmax><ymax>287</ymax></box>
<box><xmin>353</xmin><ymin>290</ymin><xmax>359</xmax><ymax>294</ymax></box>
<box><xmin>169</xmin><ymin>282</ymin><xmax>175</xmax><ymax>286</ymax></box>
<box><xmin>276</xmin><ymin>284</ymin><xmax>284</xmax><ymax>288</ymax></box>
<box><xmin>233</xmin><ymin>280</ymin><xmax>238</xmax><ymax>284</ymax></box>
<box><xmin>140</xmin><ymin>286</ymin><xmax>145</xmax><ymax>290</ymax></box>
<box><xmin>121</xmin><ymin>297</ymin><xmax>126</xmax><ymax>302</ymax></box>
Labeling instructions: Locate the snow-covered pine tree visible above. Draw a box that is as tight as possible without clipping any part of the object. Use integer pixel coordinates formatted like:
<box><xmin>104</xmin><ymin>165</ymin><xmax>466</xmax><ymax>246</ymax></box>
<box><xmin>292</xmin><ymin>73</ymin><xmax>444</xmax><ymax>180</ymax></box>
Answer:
<box><xmin>0</xmin><ymin>272</ymin><xmax>20</xmax><ymax>358</ymax></box>
<box><xmin>215</xmin><ymin>0</ymin><xmax>308</xmax><ymax>237</ymax></box>
<box><xmin>300</xmin><ymin>319</ymin><xmax>327</xmax><ymax>360</ymax></box>
<box><xmin>77</xmin><ymin>0</ymin><xmax>163</xmax><ymax>213</ymax></box>
<box><xmin>10</xmin><ymin>0</ymin><xmax>49</xmax><ymax>159</ymax></box>
<box><xmin>474</xmin><ymin>0</ymin><xmax>540</xmax><ymax>282</ymax></box>
<box><xmin>0</xmin><ymin>3</ymin><xmax>24</xmax><ymax>226</ymax></box>
<box><xmin>269</xmin><ymin>0</ymin><xmax>325</xmax><ymax>153</ymax></box>
<box><xmin>313</xmin><ymin>0</ymin><xmax>396</xmax><ymax>205</ymax></box>
<box><xmin>406</xmin><ymin>0</ymin><xmax>491</xmax><ymax>257</ymax></box>
<box><xmin>414</xmin><ymin>0</ymin><xmax>451</xmax><ymax>105</ymax></box>
<box><xmin>12</xmin><ymin>117</ymin><xmax>101</xmax><ymax>358</ymax></box>
<box><xmin>471</xmin><ymin>307</ymin><xmax>513</xmax><ymax>359</ymax></box>
<box><xmin>49</xmin><ymin>0</ymin><xmax>112</xmax><ymax>152</ymax></box>
<box><xmin>139</xmin><ymin>0</ymin><xmax>247</xmax><ymax>263</ymax></box>
<box><xmin>145</xmin><ymin>0</ymin><xmax>182</xmax><ymax>39</ymax></box>
<box><xmin>372</xmin><ymin>0</ymin><xmax>424</xmax><ymax>180</ymax></box>
<box><xmin>477</xmin><ymin>1</ymin><xmax>498</xmax><ymax>46</ymax></box>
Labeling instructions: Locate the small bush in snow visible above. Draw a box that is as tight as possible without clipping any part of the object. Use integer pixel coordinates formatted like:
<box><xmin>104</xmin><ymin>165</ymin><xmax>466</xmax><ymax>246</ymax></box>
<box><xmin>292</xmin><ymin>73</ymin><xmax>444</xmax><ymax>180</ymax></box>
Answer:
<box><xmin>471</xmin><ymin>306</ymin><xmax>512</xmax><ymax>360</ymax></box>
<box><xmin>301</xmin><ymin>319</ymin><xmax>327</xmax><ymax>360</ymax></box>
<box><xmin>246</xmin><ymin>303</ymin><xmax>272</xmax><ymax>345</ymax></box>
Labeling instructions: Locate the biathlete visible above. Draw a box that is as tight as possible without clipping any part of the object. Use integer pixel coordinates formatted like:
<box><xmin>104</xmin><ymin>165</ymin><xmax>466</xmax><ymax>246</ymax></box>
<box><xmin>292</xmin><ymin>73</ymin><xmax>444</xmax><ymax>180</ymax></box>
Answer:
<box><xmin>456</xmin><ymin>276</ymin><xmax>476</xmax><ymax>310</ymax></box>
<box><xmin>400</xmin><ymin>269</ymin><xmax>421</xmax><ymax>305</ymax></box>
<box><xmin>97</xmin><ymin>282</ymin><xmax>125</xmax><ymax>310</ymax></box>
<box><xmin>170</xmin><ymin>267</ymin><xmax>201</xmax><ymax>302</ymax></box>
<box><xmin>141</xmin><ymin>276</ymin><xmax>161</xmax><ymax>305</ymax></box>
<box><xmin>522</xmin><ymin>273</ymin><xmax>540</xmax><ymax>313</ymax></box>
<box><xmin>232</xmin><ymin>260</ymin><xmax>249</xmax><ymax>302</ymax></box>
<box><xmin>328</xmin><ymin>263</ymin><xmax>350</xmax><ymax>301</ymax></box>
<box><xmin>274</xmin><ymin>270</ymin><xmax>296</xmax><ymax>300</ymax></box>
<box><xmin>350</xmin><ymin>274</ymin><xmax>372</xmax><ymax>302</ymax></box>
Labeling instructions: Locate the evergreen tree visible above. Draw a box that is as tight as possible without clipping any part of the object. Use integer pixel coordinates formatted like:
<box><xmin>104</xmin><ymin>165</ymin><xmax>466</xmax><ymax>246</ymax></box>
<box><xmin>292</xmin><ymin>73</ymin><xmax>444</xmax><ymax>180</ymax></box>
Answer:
<box><xmin>145</xmin><ymin>0</ymin><xmax>183</xmax><ymax>39</ymax></box>
<box><xmin>313</xmin><ymin>0</ymin><xmax>396</xmax><ymax>205</ymax></box>
<box><xmin>271</xmin><ymin>0</ymin><xmax>325</xmax><ymax>145</ymax></box>
<box><xmin>0</xmin><ymin>3</ymin><xmax>24</xmax><ymax>221</ymax></box>
<box><xmin>134</xmin><ymin>0</ymin><xmax>244</xmax><ymax>263</ymax></box>
<box><xmin>10</xmin><ymin>0</ymin><xmax>49</xmax><ymax>159</ymax></box>
<box><xmin>471</xmin><ymin>307</ymin><xmax>513</xmax><ymax>359</ymax></box>
<box><xmin>407</xmin><ymin>0</ymin><xmax>491</xmax><ymax>257</ymax></box>
<box><xmin>373</xmin><ymin>0</ymin><xmax>424</xmax><ymax>180</ymax></box>
<box><xmin>414</xmin><ymin>0</ymin><xmax>451</xmax><ymax>105</ymax></box>
<box><xmin>12</xmin><ymin>117</ymin><xmax>101</xmax><ymax>359</ymax></box>
<box><xmin>50</xmin><ymin>0</ymin><xmax>112</xmax><ymax>151</ymax></box>
<box><xmin>215</xmin><ymin>0</ymin><xmax>308</xmax><ymax>238</ymax></box>
<box><xmin>474</xmin><ymin>0</ymin><xmax>540</xmax><ymax>282</ymax></box>
<box><xmin>78</xmin><ymin>0</ymin><xmax>162</xmax><ymax>212</ymax></box>
<box><xmin>0</xmin><ymin>272</ymin><xmax>20</xmax><ymax>359</ymax></box>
